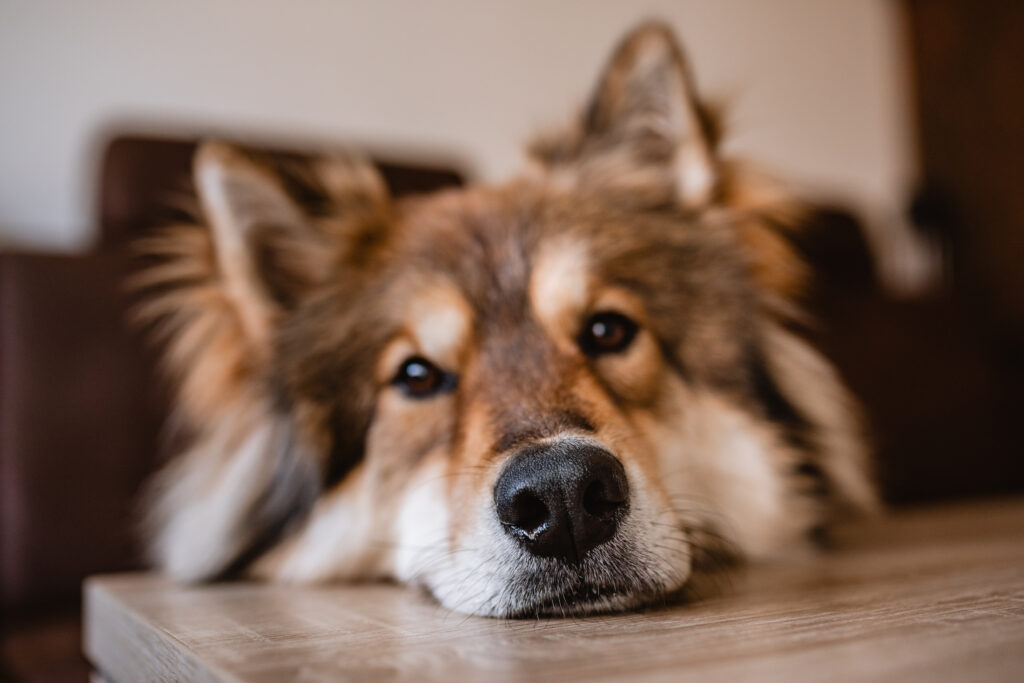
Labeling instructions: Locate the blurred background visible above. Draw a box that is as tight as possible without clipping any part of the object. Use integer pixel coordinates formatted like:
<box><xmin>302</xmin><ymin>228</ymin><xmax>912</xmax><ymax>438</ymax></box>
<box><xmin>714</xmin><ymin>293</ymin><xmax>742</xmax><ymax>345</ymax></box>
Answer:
<box><xmin>2</xmin><ymin>1</ymin><xmax>1022</xmax><ymax>680</ymax></box>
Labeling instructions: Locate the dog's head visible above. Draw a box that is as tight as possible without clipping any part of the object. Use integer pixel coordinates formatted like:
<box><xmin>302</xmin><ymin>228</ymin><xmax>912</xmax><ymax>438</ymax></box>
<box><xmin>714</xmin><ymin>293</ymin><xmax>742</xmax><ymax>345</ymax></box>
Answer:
<box><xmin>141</xmin><ymin>23</ymin><xmax>876</xmax><ymax>616</ymax></box>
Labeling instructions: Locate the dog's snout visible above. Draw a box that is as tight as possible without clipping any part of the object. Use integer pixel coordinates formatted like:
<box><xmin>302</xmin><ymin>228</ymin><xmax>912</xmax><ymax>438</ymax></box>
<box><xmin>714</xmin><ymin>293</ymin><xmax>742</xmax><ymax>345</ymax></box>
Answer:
<box><xmin>494</xmin><ymin>443</ymin><xmax>629</xmax><ymax>563</ymax></box>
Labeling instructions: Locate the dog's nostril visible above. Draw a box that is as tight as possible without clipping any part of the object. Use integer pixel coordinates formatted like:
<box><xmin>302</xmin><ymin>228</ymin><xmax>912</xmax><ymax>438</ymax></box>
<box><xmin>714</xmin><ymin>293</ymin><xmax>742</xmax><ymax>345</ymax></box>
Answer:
<box><xmin>582</xmin><ymin>478</ymin><xmax>626</xmax><ymax>519</ymax></box>
<box><xmin>508</xmin><ymin>491</ymin><xmax>549</xmax><ymax>536</ymax></box>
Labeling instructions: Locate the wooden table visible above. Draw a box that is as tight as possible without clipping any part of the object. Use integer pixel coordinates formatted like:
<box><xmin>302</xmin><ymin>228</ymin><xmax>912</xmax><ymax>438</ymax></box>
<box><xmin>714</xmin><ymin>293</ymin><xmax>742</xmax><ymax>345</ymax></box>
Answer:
<box><xmin>84</xmin><ymin>498</ymin><xmax>1024</xmax><ymax>682</ymax></box>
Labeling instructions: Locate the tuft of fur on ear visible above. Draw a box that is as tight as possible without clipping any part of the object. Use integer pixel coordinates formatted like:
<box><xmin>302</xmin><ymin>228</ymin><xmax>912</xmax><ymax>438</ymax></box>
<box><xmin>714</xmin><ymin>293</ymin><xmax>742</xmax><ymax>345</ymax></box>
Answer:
<box><xmin>133</xmin><ymin>141</ymin><xmax>389</xmax><ymax>580</ymax></box>
<box><xmin>529</xmin><ymin>21</ymin><xmax>719</xmax><ymax>209</ymax></box>
<box><xmin>530</xmin><ymin>22</ymin><xmax>810</xmax><ymax>300</ymax></box>
<box><xmin>133</xmin><ymin>142</ymin><xmax>389</xmax><ymax>423</ymax></box>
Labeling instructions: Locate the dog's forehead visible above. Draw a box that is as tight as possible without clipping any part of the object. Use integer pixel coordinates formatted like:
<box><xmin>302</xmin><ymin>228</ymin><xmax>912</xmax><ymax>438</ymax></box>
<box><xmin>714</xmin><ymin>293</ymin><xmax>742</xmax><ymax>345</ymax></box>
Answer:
<box><xmin>392</xmin><ymin>184</ymin><xmax>547</xmax><ymax>314</ymax></box>
<box><xmin>387</xmin><ymin>183</ymin><xmax>745</xmax><ymax>323</ymax></box>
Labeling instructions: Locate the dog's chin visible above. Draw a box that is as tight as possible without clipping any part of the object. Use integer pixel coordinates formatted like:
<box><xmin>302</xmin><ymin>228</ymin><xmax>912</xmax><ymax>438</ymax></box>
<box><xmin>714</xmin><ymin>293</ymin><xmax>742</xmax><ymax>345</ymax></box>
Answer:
<box><xmin>427</xmin><ymin>542</ymin><xmax>693</xmax><ymax>618</ymax></box>
<box><xmin>501</xmin><ymin>578</ymin><xmax>679</xmax><ymax>618</ymax></box>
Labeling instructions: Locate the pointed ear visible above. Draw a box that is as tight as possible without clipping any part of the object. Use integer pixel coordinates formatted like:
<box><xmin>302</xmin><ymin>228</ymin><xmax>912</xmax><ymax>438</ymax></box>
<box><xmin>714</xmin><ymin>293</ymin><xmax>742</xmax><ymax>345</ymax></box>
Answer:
<box><xmin>135</xmin><ymin>142</ymin><xmax>389</xmax><ymax>419</ymax></box>
<box><xmin>530</xmin><ymin>22</ymin><xmax>719</xmax><ymax>208</ymax></box>
<box><xmin>194</xmin><ymin>142</ymin><xmax>333</xmax><ymax>347</ymax></box>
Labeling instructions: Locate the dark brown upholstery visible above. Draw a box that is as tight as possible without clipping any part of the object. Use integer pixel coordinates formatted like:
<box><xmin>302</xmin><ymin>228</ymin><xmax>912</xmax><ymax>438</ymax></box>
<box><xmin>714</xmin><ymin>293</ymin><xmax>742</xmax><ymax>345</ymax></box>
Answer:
<box><xmin>0</xmin><ymin>249</ymin><xmax>166</xmax><ymax>612</ymax></box>
<box><xmin>0</xmin><ymin>136</ymin><xmax>464</xmax><ymax>683</ymax></box>
<box><xmin>793</xmin><ymin>210</ymin><xmax>1024</xmax><ymax>502</ymax></box>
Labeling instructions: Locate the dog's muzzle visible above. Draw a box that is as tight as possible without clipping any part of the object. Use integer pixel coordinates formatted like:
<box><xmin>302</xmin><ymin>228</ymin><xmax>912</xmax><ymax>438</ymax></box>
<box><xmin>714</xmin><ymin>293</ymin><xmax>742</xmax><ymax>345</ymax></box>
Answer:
<box><xmin>493</xmin><ymin>441</ymin><xmax>629</xmax><ymax>563</ymax></box>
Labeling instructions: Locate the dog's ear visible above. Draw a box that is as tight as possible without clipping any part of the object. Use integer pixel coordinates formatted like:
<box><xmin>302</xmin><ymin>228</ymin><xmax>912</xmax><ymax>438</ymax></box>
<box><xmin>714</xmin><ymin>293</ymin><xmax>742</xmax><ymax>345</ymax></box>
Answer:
<box><xmin>193</xmin><ymin>142</ymin><xmax>392</xmax><ymax>342</ymax></box>
<box><xmin>135</xmin><ymin>142</ymin><xmax>389</xmax><ymax>422</ymax></box>
<box><xmin>530</xmin><ymin>22</ymin><xmax>718</xmax><ymax>208</ymax></box>
<box><xmin>193</xmin><ymin>142</ymin><xmax>330</xmax><ymax>349</ymax></box>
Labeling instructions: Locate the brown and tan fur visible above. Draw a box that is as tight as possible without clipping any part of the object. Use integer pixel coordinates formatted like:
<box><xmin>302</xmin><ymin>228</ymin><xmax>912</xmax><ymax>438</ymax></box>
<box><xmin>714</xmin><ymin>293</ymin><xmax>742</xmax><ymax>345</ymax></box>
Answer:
<box><xmin>138</xmin><ymin>22</ymin><xmax>876</xmax><ymax>617</ymax></box>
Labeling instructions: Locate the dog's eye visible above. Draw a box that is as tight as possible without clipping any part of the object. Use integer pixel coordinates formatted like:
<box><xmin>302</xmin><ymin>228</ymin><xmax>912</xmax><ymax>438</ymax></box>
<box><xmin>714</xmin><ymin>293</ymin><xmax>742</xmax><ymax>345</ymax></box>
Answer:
<box><xmin>578</xmin><ymin>311</ymin><xmax>639</xmax><ymax>356</ymax></box>
<box><xmin>393</xmin><ymin>357</ymin><xmax>455</xmax><ymax>398</ymax></box>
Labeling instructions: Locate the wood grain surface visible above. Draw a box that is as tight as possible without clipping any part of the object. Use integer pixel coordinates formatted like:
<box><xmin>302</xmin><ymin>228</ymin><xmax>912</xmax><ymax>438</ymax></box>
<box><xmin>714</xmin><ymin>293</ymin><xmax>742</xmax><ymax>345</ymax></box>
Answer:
<box><xmin>84</xmin><ymin>497</ymin><xmax>1024</xmax><ymax>682</ymax></box>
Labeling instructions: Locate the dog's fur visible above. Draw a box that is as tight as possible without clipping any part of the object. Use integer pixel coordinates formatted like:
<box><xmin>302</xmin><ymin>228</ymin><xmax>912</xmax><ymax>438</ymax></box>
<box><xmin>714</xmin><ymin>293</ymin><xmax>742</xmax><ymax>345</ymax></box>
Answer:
<box><xmin>137</xmin><ymin>22</ymin><xmax>876</xmax><ymax>617</ymax></box>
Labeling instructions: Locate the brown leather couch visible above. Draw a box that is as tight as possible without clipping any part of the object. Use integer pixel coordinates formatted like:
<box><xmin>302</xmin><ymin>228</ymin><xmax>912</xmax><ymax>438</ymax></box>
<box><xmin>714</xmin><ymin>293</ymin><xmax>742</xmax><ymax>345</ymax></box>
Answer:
<box><xmin>0</xmin><ymin>136</ymin><xmax>464</xmax><ymax>681</ymax></box>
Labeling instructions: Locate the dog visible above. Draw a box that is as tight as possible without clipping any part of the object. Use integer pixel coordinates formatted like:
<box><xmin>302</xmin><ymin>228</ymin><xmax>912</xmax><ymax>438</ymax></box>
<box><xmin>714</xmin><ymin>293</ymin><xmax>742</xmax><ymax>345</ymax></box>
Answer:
<box><xmin>137</xmin><ymin>21</ymin><xmax>877</xmax><ymax>617</ymax></box>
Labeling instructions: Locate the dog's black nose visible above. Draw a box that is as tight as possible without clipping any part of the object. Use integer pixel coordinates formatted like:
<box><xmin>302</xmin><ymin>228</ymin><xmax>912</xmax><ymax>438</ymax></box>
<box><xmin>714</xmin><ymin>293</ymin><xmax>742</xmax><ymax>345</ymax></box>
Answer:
<box><xmin>494</xmin><ymin>442</ymin><xmax>629</xmax><ymax>563</ymax></box>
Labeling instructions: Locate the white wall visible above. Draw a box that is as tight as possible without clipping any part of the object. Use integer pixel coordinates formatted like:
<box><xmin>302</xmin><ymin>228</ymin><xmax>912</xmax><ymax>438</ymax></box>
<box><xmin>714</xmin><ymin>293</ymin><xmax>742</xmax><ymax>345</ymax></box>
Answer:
<box><xmin>0</xmin><ymin>0</ymin><xmax>913</xmax><ymax>253</ymax></box>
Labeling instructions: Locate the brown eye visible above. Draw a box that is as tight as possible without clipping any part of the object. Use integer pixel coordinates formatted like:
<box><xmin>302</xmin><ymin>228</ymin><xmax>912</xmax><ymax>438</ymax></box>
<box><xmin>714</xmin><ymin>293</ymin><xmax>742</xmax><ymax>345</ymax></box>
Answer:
<box><xmin>578</xmin><ymin>311</ymin><xmax>639</xmax><ymax>356</ymax></box>
<box><xmin>393</xmin><ymin>357</ymin><xmax>456</xmax><ymax>398</ymax></box>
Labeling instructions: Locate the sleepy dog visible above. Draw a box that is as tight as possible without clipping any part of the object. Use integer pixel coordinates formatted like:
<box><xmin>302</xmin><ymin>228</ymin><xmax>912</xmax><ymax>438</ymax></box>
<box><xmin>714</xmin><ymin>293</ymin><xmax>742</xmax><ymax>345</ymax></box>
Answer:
<box><xmin>137</xmin><ymin>21</ymin><xmax>876</xmax><ymax>617</ymax></box>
